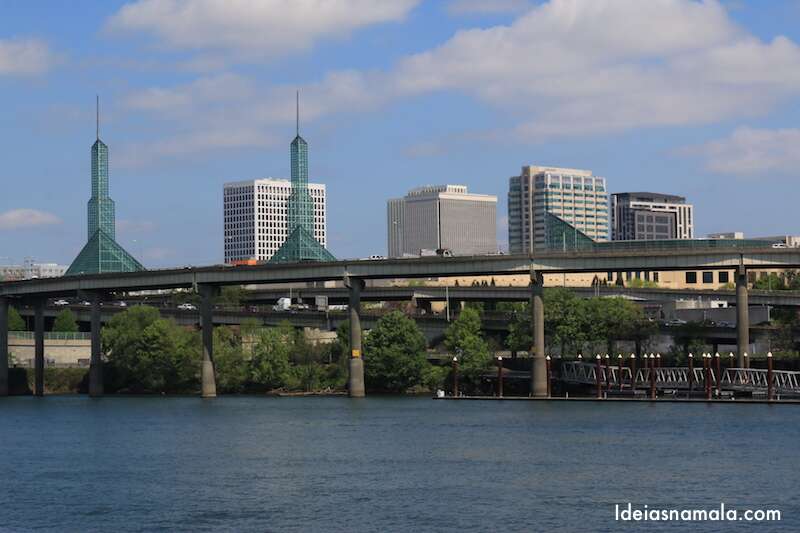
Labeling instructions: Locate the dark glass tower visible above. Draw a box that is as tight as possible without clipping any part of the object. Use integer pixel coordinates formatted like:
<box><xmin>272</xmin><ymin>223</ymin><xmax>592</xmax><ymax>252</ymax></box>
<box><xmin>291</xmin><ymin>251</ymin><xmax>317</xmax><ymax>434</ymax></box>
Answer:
<box><xmin>66</xmin><ymin>97</ymin><xmax>144</xmax><ymax>276</ymax></box>
<box><xmin>270</xmin><ymin>93</ymin><xmax>336</xmax><ymax>263</ymax></box>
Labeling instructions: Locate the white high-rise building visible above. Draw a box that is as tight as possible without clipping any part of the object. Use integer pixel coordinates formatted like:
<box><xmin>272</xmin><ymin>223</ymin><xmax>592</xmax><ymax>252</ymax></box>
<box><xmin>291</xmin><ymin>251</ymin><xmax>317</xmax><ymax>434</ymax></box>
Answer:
<box><xmin>224</xmin><ymin>178</ymin><xmax>327</xmax><ymax>263</ymax></box>
<box><xmin>611</xmin><ymin>192</ymin><xmax>694</xmax><ymax>241</ymax></box>
<box><xmin>387</xmin><ymin>185</ymin><xmax>497</xmax><ymax>257</ymax></box>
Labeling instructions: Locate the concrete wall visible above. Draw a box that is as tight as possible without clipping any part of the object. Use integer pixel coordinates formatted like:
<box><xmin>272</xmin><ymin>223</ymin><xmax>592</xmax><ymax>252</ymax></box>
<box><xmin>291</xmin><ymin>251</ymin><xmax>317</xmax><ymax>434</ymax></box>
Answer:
<box><xmin>8</xmin><ymin>335</ymin><xmax>91</xmax><ymax>368</ymax></box>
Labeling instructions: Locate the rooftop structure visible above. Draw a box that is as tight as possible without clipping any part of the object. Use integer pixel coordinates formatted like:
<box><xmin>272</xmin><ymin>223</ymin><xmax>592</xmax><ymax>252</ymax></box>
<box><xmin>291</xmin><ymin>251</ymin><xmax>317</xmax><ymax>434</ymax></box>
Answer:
<box><xmin>612</xmin><ymin>192</ymin><xmax>693</xmax><ymax>241</ymax></box>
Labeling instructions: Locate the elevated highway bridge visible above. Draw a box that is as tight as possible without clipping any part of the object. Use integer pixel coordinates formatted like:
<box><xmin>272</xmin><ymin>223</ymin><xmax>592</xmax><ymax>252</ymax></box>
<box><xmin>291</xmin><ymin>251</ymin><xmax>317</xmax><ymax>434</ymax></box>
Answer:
<box><xmin>2</xmin><ymin>245</ymin><xmax>800</xmax><ymax>398</ymax></box>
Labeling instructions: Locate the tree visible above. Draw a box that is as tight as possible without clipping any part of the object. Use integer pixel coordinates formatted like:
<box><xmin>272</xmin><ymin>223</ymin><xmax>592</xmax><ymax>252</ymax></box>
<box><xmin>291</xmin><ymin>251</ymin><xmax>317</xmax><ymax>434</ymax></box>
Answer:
<box><xmin>8</xmin><ymin>307</ymin><xmax>25</xmax><ymax>331</ymax></box>
<box><xmin>363</xmin><ymin>311</ymin><xmax>428</xmax><ymax>392</ymax></box>
<box><xmin>249</xmin><ymin>327</ymin><xmax>292</xmax><ymax>390</ymax></box>
<box><xmin>213</xmin><ymin>326</ymin><xmax>248</xmax><ymax>393</ymax></box>
<box><xmin>102</xmin><ymin>306</ymin><xmax>200</xmax><ymax>393</ymax></box>
<box><xmin>753</xmin><ymin>273</ymin><xmax>786</xmax><ymax>291</ymax></box>
<box><xmin>445</xmin><ymin>307</ymin><xmax>491</xmax><ymax>384</ymax></box>
<box><xmin>52</xmin><ymin>309</ymin><xmax>79</xmax><ymax>333</ymax></box>
<box><xmin>504</xmin><ymin>302</ymin><xmax>531</xmax><ymax>356</ymax></box>
<box><xmin>217</xmin><ymin>286</ymin><xmax>246</xmax><ymax>307</ymax></box>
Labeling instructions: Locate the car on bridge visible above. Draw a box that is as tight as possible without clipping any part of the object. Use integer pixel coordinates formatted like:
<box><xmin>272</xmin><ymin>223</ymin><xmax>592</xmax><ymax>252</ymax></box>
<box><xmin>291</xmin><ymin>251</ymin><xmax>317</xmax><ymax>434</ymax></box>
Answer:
<box><xmin>177</xmin><ymin>303</ymin><xmax>197</xmax><ymax>311</ymax></box>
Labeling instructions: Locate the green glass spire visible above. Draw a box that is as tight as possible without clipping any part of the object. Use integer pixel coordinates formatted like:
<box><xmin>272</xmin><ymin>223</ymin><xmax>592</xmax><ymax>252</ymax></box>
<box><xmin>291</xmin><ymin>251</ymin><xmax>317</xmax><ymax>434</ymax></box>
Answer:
<box><xmin>270</xmin><ymin>93</ymin><xmax>336</xmax><ymax>263</ymax></box>
<box><xmin>66</xmin><ymin>97</ymin><xmax>144</xmax><ymax>276</ymax></box>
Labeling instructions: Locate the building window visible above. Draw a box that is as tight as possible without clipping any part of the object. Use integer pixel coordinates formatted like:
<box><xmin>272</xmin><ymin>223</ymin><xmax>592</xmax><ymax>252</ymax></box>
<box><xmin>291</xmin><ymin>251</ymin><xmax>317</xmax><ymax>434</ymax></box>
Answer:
<box><xmin>653</xmin><ymin>272</ymin><xmax>659</xmax><ymax>283</ymax></box>
<box><xmin>718</xmin><ymin>271</ymin><xmax>729</xmax><ymax>284</ymax></box>
<box><xmin>686</xmin><ymin>272</ymin><xmax>697</xmax><ymax>284</ymax></box>
<box><xmin>702</xmin><ymin>271</ymin><xmax>713</xmax><ymax>284</ymax></box>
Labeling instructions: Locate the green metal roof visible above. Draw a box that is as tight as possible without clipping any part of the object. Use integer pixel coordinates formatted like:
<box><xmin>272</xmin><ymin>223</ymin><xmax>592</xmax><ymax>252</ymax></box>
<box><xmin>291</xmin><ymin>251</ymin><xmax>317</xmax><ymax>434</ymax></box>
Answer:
<box><xmin>65</xmin><ymin>229</ymin><xmax>145</xmax><ymax>276</ymax></box>
<box><xmin>269</xmin><ymin>225</ymin><xmax>336</xmax><ymax>263</ymax></box>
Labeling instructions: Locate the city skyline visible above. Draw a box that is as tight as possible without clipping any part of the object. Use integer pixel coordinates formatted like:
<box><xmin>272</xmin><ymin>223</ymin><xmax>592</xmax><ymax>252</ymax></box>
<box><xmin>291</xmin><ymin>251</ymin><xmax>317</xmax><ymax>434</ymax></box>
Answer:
<box><xmin>2</xmin><ymin>1</ymin><xmax>800</xmax><ymax>267</ymax></box>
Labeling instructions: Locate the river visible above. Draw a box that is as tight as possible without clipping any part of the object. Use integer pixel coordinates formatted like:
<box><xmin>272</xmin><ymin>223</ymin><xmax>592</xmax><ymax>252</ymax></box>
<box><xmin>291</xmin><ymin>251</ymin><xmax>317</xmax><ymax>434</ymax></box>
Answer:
<box><xmin>0</xmin><ymin>396</ymin><xmax>797</xmax><ymax>532</ymax></box>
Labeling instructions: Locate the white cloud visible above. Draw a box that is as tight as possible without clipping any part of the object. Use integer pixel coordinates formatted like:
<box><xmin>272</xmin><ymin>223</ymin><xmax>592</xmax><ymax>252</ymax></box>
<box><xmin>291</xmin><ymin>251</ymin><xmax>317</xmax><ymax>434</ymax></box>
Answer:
<box><xmin>447</xmin><ymin>0</ymin><xmax>533</xmax><ymax>16</ymax></box>
<box><xmin>118</xmin><ymin>0</ymin><xmax>800</xmax><ymax>160</ymax></box>
<box><xmin>107</xmin><ymin>0</ymin><xmax>420</xmax><ymax>61</ymax></box>
<box><xmin>684</xmin><ymin>127</ymin><xmax>800</xmax><ymax>176</ymax></box>
<box><xmin>0</xmin><ymin>38</ymin><xmax>54</xmax><ymax>75</ymax></box>
<box><xmin>0</xmin><ymin>209</ymin><xmax>60</xmax><ymax>230</ymax></box>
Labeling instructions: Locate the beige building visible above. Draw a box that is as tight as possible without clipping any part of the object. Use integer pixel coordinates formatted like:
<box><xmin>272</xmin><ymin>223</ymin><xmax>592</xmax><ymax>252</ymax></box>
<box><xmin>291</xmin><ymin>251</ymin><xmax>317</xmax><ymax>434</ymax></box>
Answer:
<box><xmin>387</xmin><ymin>185</ymin><xmax>497</xmax><ymax>257</ymax></box>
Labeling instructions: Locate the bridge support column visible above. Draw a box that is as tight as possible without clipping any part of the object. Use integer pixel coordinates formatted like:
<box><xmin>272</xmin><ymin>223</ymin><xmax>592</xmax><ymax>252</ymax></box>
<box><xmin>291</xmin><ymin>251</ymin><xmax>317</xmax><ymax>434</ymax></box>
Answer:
<box><xmin>530</xmin><ymin>269</ymin><xmax>547</xmax><ymax>397</ymax></box>
<box><xmin>736</xmin><ymin>268</ymin><xmax>749</xmax><ymax>367</ymax></box>
<box><xmin>89</xmin><ymin>293</ymin><xmax>104</xmax><ymax>397</ymax></box>
<box><xmin>346</xmin><ymin>276</ymin><xmax>365</xmax><ymax>398</ymax></box>
<box><xmin>0</xmin><ymin>297</ymin><xmax>8</xmax><ymax>396</ymax></box>
<box><xmin>34</xmin><ymin>299</ymin><xmax>44</xmax><ymax>397</ymax></box>
<box><xmin>199</xmin><ymin>285</ymin><xmax>219</xmax><ymax>398</ymax></box>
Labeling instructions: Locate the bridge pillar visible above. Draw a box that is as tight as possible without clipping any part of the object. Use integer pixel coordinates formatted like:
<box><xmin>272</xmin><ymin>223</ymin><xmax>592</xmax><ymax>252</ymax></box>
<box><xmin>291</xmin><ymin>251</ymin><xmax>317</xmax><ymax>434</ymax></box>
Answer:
<box><xmin>346</xmin><ymin>276</ymin><xmax>365</xmax><ymax>397</ymax></box>
<box><xmin>199</xmin><ymin>285</ymin><xmax>219</xmax><ymax>398</ymax></box>
<box><xmin>89</xmin><ymin>293</ymin><xmax>104</xmax><ymax>397</ymax></box>
<box><xmin>0</xmin><ymin>297</ymin><xmax>8</xmax><ymax>396</ymax></box>
<box><xmin>736</xmin><ymin>267</ymin><xmax>749</xmax><ymax>367</ymax></box>
<box><xmin>530</xmin><ymin>268</ymin><xmax>547</xmax><ymax>397</ymax></box>
<box><xmin>34</xmin><ymin>299</ymin><xmax>45</xmax><ymax>396</ymax></box>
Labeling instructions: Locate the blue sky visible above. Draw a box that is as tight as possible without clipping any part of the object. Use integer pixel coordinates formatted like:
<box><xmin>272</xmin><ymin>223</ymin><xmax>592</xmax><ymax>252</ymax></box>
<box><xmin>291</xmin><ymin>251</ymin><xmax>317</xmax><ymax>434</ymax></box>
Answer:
<box><xmin>2</xmin><ymin>0</ymin><xmax>800</xmax><ymax>267</ymax></box>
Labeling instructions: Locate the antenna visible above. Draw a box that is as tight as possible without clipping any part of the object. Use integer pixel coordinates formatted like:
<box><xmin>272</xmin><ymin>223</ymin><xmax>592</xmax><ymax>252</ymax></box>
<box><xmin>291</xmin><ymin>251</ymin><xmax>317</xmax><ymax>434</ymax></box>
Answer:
<box><xmin>96</xmin><ymin>94</ymin><xmax>100</xmax><ymax>140</ymax></box>
<box><xmin>296</xmin><ymin>90</ymin><xmax>299</xmax><ymax>137</ymax></box>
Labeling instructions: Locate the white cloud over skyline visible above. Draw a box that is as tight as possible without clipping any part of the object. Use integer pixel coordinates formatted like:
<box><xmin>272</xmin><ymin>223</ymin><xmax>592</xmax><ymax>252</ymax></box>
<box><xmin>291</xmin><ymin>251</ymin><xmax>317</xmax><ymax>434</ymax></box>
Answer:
<box><xmin>116</xmin><ymin>0</ymin><xmax>800</xmax><ymax>161</ymax></box>
<box><xmin>107</xmin><ymin>0</ymin><xmax>420</xmax><ymax>62</ymax></box>
<box><xmin>0</xmin><ymin>209</ymin><xmax>61</xmax><ymax>230</ymax></box>
<box><xmin>0</xmin><ymin>38</ymin><xmax>54</xmax><ymax>75</ymax></box>
<box><xmin>685</xmin><ymin>127</ymin><xmax>800</xmax><ymax>176</ymax></box>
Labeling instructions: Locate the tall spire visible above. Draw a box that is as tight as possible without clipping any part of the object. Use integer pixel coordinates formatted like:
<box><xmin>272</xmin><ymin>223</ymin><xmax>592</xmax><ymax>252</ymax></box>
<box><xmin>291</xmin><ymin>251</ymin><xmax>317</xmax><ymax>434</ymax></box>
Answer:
<box><xmin>296</xmin><ymin>90</ymin><xmax>299</xmax><ymax>137</ymax></box>
<box><xmin>96</xmin><ymin>94</ymin><xmax>100</xmax><ymax>140</ymax></box>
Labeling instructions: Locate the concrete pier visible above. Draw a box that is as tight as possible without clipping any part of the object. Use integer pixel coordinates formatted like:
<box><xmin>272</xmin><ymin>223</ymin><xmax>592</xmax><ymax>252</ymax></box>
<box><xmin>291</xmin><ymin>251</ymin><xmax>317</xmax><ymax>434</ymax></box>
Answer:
<box><xmin>530</xmin><ymin>269</ymin><xmax>547</xmax><ymax>397</ymax></box>
<box><xmin>88</xmin><ymin>293</ymin><xmax>104</xmax><ymax>397</ymax></box>
<box><xmin>346</xmin><ymin>276</ymin><xmax>365</xmax><ymax>398</ymax></box>
<box><xmin>199</xmin><ymin>285</ymin><xmax>218</xmax><ymax>398</ymax></box>
<box><xmin>34</xmin><ymin>299</ymin><xmax>44</xmax><ymax>396</ymax></box>
<box><xmin>0</xmin><ymin>297</ymin><xmax>8</xmax><ymax>396</ymax></box>
<box><xmin>736</xmin><ymin>267</ymin><xmax>749</xmax><ymax>367</ymax></box>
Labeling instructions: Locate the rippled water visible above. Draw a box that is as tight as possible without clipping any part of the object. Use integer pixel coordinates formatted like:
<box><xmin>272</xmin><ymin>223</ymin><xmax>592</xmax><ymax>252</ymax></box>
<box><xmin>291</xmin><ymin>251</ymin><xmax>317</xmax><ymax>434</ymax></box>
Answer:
<box><xmin>0</xmin><ymin>396</ymin><xmax>798</xmax><ymax>532</ymax></box>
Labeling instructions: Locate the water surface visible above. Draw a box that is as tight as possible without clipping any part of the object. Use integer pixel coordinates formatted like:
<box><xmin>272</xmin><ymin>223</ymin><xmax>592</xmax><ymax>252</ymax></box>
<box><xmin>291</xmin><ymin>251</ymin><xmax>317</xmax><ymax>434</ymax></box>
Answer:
<box><xmin>1</xmin><ymin>396</ymin><xmax>797</xmax><ymax>532</ymax></box>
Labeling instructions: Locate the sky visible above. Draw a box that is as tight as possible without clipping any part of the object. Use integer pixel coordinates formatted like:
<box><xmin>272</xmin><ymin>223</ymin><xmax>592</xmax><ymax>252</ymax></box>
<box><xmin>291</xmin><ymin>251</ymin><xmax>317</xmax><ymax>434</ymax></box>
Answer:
<box><xmin>2</xmin><ymin>0</ymin><xmax>800</xmax><ymax>268</ymax></box>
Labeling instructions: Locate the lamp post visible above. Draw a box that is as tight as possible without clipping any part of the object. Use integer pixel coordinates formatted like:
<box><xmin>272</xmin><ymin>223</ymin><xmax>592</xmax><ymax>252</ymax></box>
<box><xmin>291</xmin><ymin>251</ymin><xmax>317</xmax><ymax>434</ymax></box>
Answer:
<box><xmin>714</xmin><ymin>352</ymin><xmax>721</xmax><ymax>396</ymax></box>
<box><xmin>545</xmin><ymin>355</ymin><xmax>552</xmax><ymax>398</ymax></box>
<box><xmin>767</xmin><ymin>352</ymin><xmax>774</xmax><ymax>401</ymax></box>
<box><xmin>617</xmin><ymin>354</ymin><xmax>623</xmax><ymax>392</ymax></box>
<box><xmin>452</xmin><ymin>355</ymin><xmax>459</xmax><ymax>397</ymax></box>
<box><xmin>630</xmin><ymin>354</ymin><xmax>637</xmax><ymax>392</ymax></box>
<box><xmin>595</xmin><ymin>354</ymin><xmax>602</xmax><ymax>399</ymax></box>
<box><xmin>496</xmin><ymin>355</ymin><xmax>503</xmax><ymax>398</ymax></box>
<box><xmin>649</xmin><ymin>353</ymin><xmax>656</xmax><ymax>399</ymax></box>
<box><xmin>604</xmin><ymin>354</ymin><xmax>610</xmax><ymax>393</ymax></box>
<box><xmin>688</xmin><ymin>353</ymin><xmax>694</xmax><ymax>395</ymax></box>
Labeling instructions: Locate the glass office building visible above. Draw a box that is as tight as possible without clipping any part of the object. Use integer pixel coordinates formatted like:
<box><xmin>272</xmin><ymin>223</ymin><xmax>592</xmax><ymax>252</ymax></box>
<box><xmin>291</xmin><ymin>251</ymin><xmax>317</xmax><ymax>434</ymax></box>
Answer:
<box><xmin>508</xmin><ymin>166</ymin><xmax>609</xmax><ymax>253</ymax></box>
<box><xmin>66</xmin><ymin>121</ymin><xmax>144</xmax><ymax>276</ymax></box>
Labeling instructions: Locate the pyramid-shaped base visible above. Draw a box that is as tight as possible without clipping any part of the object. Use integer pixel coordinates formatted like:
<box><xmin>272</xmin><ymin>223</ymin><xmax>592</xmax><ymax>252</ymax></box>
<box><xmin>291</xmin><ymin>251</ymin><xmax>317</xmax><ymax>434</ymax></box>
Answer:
<box><xmin>66</xmin><ymin>229</ymin><xmax>145</xmax><ymax>276</ymax></box>
<box><xmin>269</xmin><ymin>226</ymin><xmax>336</xmax><ymax>263</ymax></box>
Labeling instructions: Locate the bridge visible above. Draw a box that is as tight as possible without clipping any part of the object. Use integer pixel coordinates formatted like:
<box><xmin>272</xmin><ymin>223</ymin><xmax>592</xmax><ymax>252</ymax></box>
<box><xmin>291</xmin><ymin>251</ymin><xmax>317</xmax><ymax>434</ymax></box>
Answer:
<box><xmin>244</xmin><ymin>285</ymin><xmax>800</xmax><ymax>308</ymax></box>
<box><xmin>2</xmin><ymin>246</ymin><xmax>799</xmax><ymax>399</ymax></box>
<box><xmin>559</xmin><ymin>360</ymin><xmax>800</xmax><ymax>397</ymax></box>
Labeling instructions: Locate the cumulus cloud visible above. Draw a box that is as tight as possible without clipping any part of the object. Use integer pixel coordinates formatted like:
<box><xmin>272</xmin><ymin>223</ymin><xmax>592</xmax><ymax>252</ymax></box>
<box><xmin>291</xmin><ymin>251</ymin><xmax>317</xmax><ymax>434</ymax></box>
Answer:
<box><xmin>684</xmin><ymin>127</ymin><xmax>800</xmax><ymax>176</ymax></box>
<box><xmin>0</xmin><ymin>38</ymin><xmax>54</xmax><ymax>75</ymax></box>
<box><xmin>107</xmin><ymin>0</ymin><xmax>420</xmax><ymax>61</ymax></box>
<box><xmin>447</xmin><ymin>0</ymin><xmax>533</xmax><ymax>16</ymax></box>
<box><xmin>119</xmin><ymin>0</ymin><xmax>800</xmax><ymax>160</ymax></box>
<box><xmin>0</xmin><ymin>209</ymin><xmax>60</xmax><ymax>230</ymax></box>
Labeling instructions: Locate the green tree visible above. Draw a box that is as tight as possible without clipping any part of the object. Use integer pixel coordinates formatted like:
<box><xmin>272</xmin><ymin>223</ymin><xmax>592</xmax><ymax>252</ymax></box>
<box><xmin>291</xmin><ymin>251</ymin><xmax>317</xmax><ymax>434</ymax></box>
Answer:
<box><xmin>52</xmin><ymin>309</ymin><xmax>79</xmax><ymax>333</ymax></box>
<box><xmin>445</xmin><ymin>307</ymin><xmax>491</xmax><ymax>384</ymax></box>
<box><xmin>363</xmin><ymin>311</ymin><xmax>428</xmax><ymax>392</ymax></box>
<box><xmin>753</xmin><ymin>273</ymin><xmax>786</xmax><ymax>291</ymax></box>
<box><xmin>505</xmin><ymin>302</ymin><xmax>531</xmax><ymax>356</ymax></box>
<box><xmin>8</xmin><ymin>307</ymin><xmax>25</xmax><ymax>331</ymax></box>
<box><xmin>102</xmin><ymin>306</ymin><xmax>199</xmax><ymax>393</ymax></box>
<box><xmin>213</xmin><ymin>326</ymin><xmax>248</xmax><ymax>393</ymax></box>
<box><xmin>249</xmin><ymin>327</ymin><xmax>292</xmax><ymax>390</ymax></box>
<box><xmin>217</xmin><ymin>286</ymin><xmax>246</xmax><ymax>307</ymax></box>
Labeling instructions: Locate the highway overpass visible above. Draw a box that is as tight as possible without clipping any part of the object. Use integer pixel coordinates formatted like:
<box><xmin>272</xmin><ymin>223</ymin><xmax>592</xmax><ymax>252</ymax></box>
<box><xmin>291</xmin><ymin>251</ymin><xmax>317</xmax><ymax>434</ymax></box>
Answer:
<box><xmin>3</xmin><ymin>246</ymin><xmax>799</xmax><ymax>398</ymax></box>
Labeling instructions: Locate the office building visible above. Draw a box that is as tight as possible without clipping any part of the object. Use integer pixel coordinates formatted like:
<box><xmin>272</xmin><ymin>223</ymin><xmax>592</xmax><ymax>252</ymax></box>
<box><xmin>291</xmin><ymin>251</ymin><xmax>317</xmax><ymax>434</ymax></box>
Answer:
<box><xmin>387</xmin><ymin>185</ymin><xmax>497</xmax><ymax>257</ymax></box>
<box><xmin>224</xmin><ymin>178</ymin><xmax>328</xmax><ymax>263</ymax></box>
<box><xmin>66</xmin><ymin>98</ymin><xmax>144</xmax><ymax>276</ymax></box>
<box><xmin>508</xmin><ymin>166</ymin><xmax>609</xmax><ymax>253</ymax></box>
<box><xmin>0</xmin><ymin>260</ymin><xmax>68</xmax><ymax>281</ymax></box>
<box><xmin>611</xmin><ymin>192</ymin><xmax>693</xmax><ymax>241</ymax></box>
